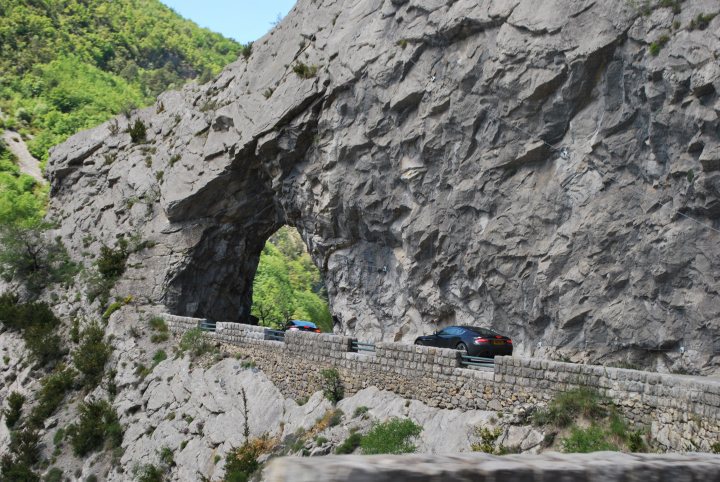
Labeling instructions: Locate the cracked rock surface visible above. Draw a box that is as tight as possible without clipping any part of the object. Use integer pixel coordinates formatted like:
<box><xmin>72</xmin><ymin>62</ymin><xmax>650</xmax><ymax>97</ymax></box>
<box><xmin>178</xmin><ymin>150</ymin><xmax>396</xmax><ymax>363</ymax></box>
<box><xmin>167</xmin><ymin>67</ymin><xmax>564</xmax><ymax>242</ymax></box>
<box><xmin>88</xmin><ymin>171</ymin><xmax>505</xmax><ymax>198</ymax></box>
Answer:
<box><xmin>111</xmin><ymin>357</ymin><xmax>512</xmax><ymax>481</ymax></box>
<box><xmin>47</xmin><ymin>0</ymin><xmax>720</xmax><ymax>370</ymax></box>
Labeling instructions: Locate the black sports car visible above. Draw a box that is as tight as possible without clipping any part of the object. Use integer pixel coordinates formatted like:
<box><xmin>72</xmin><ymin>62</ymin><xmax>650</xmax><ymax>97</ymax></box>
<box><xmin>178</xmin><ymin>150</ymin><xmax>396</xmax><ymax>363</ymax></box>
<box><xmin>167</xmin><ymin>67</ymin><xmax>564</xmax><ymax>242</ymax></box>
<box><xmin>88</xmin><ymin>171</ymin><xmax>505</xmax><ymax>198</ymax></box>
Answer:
<box><xmin>414</xmin><ymin>325</ymin><xmax>512</xmax><ymax>357</ymax></box>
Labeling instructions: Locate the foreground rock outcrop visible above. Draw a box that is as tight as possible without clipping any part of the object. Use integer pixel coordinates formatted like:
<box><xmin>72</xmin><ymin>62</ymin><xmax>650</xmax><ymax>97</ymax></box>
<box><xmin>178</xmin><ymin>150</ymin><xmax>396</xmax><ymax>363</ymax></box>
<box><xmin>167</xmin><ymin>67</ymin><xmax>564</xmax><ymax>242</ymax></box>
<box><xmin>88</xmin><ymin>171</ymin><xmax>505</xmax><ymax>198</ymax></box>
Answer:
<box><xmin>265</xmin><ymin>452</ymin><xmax>720</xmax><ymax>482</ymax></box>
<box><xmin>46</xmin><ymin>0</ymin><xmax>720</xmax><ymax>370</ymax></box>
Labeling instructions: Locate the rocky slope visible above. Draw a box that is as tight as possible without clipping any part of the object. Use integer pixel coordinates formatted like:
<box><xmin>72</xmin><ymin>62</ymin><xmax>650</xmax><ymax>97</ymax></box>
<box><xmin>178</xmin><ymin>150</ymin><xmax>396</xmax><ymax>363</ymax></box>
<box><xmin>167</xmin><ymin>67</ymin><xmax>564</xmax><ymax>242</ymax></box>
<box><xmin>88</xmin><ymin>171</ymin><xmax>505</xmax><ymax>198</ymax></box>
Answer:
<box><xmin>92</xmin><ymin>355</ymin><xmax>539</xmax><ymax>481</ymax></box>
<box><xmin>46</xmin><ymin>0</ymin><xmax>720</xmax><ymax>371</ymax></box>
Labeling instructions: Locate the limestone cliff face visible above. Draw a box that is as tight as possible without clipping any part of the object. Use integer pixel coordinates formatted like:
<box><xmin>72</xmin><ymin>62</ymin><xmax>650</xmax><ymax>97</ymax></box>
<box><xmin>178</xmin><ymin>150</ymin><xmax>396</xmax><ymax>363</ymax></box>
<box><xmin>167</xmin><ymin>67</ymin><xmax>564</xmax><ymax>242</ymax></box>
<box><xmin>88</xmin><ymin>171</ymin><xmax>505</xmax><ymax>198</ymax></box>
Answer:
<box><xmin>47</xmin><ymin>0</ymin><xmax>720</xmax><ymax>367</ymax></box>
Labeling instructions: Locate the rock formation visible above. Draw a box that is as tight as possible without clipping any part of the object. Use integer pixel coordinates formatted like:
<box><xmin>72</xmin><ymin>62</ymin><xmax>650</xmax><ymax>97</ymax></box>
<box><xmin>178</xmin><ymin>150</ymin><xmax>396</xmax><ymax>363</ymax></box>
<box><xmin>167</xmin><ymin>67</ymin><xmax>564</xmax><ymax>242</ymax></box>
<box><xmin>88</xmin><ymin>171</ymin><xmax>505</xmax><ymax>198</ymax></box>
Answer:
<box><xmin>47</xmin><ymin>0</ymin><xmax>720</xmax><ymax>369</ymax></box>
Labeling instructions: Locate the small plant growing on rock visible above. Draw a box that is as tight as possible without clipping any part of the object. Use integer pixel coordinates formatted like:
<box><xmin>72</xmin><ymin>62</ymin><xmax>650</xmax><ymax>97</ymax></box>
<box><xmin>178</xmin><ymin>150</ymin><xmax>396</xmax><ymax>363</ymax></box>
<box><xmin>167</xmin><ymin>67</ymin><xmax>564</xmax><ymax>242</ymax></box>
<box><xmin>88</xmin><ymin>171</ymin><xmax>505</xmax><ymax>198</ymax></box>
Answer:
<box><xmin>470</xmin><ymin>426</ymin><xmax>503</xmax><ymax>453</ymax></box>
<box><xmin>292</xmin><ymin>62</ymin><xmax>318</xmax><ymax>79</ymax></box>
<box><xmin>648</xmin><ymin>34</ymin><xmax>670</xmax><ymax>56</ymax></box>
<box><xmin>319</xmin><ymin>368</ymin><xmax>344</xmax><ymax>403</ymax></box>
<box><xmin>97</xmin><ymin>237</ymin><xmax>129</xmax><ymax>281</ymax></box>
<box><xmin>4</xmin><ymin>391</ymin><xmax>25</xmax><ymax>428</ymax></box>
<box><xmin>688</xmin><ymin>12</ymin><xmax>717</xmax><ymax>30</ymax></box>
<box><xmin>149</xmin><ymin>316</ymin><xmax>170</xmax><ymax>343</ymax></box>
<box><xmin>360</xmin><ymin>418</ymin><xmax>422</xmax><ymax>455</ymax></box>
<box><xmin>353</xmin><ymin>406</ymin><xmax>369</xmax><ymax>418</ymax></box>
<box><xmin>127</xmin><ymin>119</ymin><xmax>147</xmax><ymax>143</ymax></box>
<box><xmin>178</xmin><ymin>328</ymin><xmax>213</xmax><ymax>359</ymax></box>
<box><xmin>224</xmin><ymin>436</ymin><xmax>277</xmax><ymax>482</ymax></box>
<box><xmin>240</xmin><ymin>41</ymin><xmax>253</xmax><ymax>60</ymax></box>
<box><xmin>335</xmin><ymin>431</ymin><xmax>362</xmax><ymax>454</ymax></box>
<box><xmin>73</xmin><ymin>323</ymin><xmax>112</xmax><ymax>388</ymax></box>
<box><xmin>28</xmin><ymin>367</ymin><xmax>76</xmax><ymax>427</ymax></box>
<box><xmin>152</xmin><ymin>350</ymin><xmax>167</xmax><ymax>367</ymax></box>
<box><xmin>562</xmin><ymin>424</ymin><xmax>619</xmax><ymax>453</ymax></box>
<box><xmin>532</xmin><ymin>387</ymin><xmax>607</xmax><ymax>428</ymax></box>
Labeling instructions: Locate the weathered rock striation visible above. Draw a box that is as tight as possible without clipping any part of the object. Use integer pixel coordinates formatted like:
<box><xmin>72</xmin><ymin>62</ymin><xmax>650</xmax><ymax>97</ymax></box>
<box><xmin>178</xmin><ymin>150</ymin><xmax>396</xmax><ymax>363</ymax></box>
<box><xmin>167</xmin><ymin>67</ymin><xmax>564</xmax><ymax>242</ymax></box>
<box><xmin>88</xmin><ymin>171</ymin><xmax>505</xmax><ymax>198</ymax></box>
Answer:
<box><xmin>47</xmin><ymin>0</ymin><xmax>720</xmax><ymax>369</ymax></box>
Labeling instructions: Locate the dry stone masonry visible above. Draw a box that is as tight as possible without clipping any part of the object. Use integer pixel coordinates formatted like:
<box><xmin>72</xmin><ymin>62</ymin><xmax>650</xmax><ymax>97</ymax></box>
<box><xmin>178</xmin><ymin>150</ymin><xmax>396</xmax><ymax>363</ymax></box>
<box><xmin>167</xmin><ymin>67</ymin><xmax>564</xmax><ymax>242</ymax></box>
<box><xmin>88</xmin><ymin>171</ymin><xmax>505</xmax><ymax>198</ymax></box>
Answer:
<box><xmin>46</xmin><ymin>0</ymin><xmax>720</xmax><ymax>373</ymax></box>
<box><xmin>167</xmin><ymin>314</ymin><xmax>720</xmax><ymax>452</ymax></box>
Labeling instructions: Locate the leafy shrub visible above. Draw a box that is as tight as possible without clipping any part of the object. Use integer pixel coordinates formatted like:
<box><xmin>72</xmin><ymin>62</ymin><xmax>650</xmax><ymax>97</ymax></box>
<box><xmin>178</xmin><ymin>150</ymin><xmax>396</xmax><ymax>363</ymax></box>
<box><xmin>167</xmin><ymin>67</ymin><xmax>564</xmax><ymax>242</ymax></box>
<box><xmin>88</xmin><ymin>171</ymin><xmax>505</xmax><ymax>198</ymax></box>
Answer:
<box><xmin>53</xmin><ymin>428</ymin><xmax>65</xmax><ymax>447</ymax></box>
<box><xmin>0</xmin><ymin>295</ymin><xmax>64</xmax><ymax>366</ymax></box>
<box><xmin>4</xmin><ymin>391</ymin><xmax>25</xmax><ymax>428</ymax></box>
<box><xmin>608</xmin><ymin>410</ymin><xmax>647</xmax><ymax>452</ymax></box>
<box><xmin>532</xmin><ymin>387</ymin><xmax>607</xmax><ymax>428</ymax></box>
<box><xmin>335</xmin><ymin>431</ymin><xmax>362</xmax><ymax>454</ymax></box>
<box><xmin>353</xmin><ymin>406</ymin><xmax>369</xmax><ymax>418</ymax></box>
<box><xmin>319</xmin><ymin>368</ymin><xmax>344</xmax><ymax>404</ymax></box>
<box><xmin>178</xmin><ymin>328</ymin><xmax>212</xmax><ymax>358</ymax></box>
<box><xmin>688</xmin><ymin>12</ymin><xmax>717</xmax><ymax>30</ymax></box>
<box><xmin>0</xmin><ymin>224</ymin><xmax>79</xmax><ymax>293</ymax></box>
<box><xmin>224</xmin><ymin>436</ymin><xmax>277</xmax><ymax>482</ymax></box>
<box><xmin>149</xmin><ymin>317</ymin><xmax>168</xmax><ymax>331</ymax></box>
<box><xmin>102</xmin><ymin>301</ymin><xmax>123</xmax><ymax>322</ymax></box>
<box><xmin>149</xmin><ymin>317</ymin><xmax>169</xmax><ymax>343</ymax></box>
<box><xmin>470</xmin><ymin>427</ymin><xmax>503</xmax><ymax>454</ymax></box>
<box><xmin>360</xmin><ymin>418</ymin><xmax>422</xmax><ymax>455</ymax></box>
<box><xmin>240</xmin><ymin>42</ymin><xmax>253</xmax><ymax>60</ymax></box>
<box><xmin>29</xmin><ymin>367</ymin><xmax>75</xmax><ymax>427</ymax></box>
<box><xmin>72</xmin><ymin>323</ymin><xmax>112</xmax><ymax>387</ymax></box>
<box><xmin>128</xmin><ymin>119</ymin><xmax>147</xmax><ymax>143</ymax></box>
<box><xmin>134</xmin><ymin>464</ymin><xmax>164</xmax><ymax>482</ymax></box>
<box><xmin>66</xmin><ymin>400</ymin><xmax>123</xmax><ymax>457</ymax></box>
<box><xmin>150</xmin><ymin>332</ymin><xmax>169</xmax><ymax>343</ymax></box>
<box><xmin>1</xmin><ymin>428</ymin><xmax>41</xmax><ymax>481</ymax></box>
<box><xmin>292</xmin><ymin>62</ymin><xmax>318</xmax><ymax>79</ymax></box>
<box><xmin>44</xmin><ymin>467</ymin><xmax>63</xmax><ymax>482</ymax></box>
<box><xmin>561</xmin><ymin>425</ymin><xmax>619</xmax><ymax>453</ymax></box>
<box><xmin>152</xmin><ymin>350</ymin><xmax>167</xmax><ymax>366</ymax></box>
<box><xmin>97</xmin><ymin>238</ymin><xmax>129</xmax><ymax>281</ymax></box>
<box><xmin>648</xmin><ymin>34</ymin><xmax>670</xmax><ymax>56</ymax></box>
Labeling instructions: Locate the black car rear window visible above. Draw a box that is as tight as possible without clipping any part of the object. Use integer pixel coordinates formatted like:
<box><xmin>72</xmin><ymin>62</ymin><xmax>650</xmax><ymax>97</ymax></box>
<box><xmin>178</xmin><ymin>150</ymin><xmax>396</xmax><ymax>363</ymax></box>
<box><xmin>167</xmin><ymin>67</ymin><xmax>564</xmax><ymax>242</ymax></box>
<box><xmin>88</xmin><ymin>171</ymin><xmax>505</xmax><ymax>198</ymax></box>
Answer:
<box><xmin>465</xmin><ymin>327</ymin><xmax>499</xmax><ymax>337</ymax></box>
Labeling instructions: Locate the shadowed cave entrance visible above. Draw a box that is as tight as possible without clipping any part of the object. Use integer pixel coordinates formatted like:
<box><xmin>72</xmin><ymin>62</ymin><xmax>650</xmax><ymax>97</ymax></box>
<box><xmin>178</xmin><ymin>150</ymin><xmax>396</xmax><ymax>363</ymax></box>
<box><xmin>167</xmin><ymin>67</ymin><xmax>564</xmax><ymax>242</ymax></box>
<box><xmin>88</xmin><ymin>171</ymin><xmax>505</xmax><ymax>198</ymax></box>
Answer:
<box><xmin>164</xmin><ymin>202</ymin><xmax>334</xmax><ymax>332</ymax></box>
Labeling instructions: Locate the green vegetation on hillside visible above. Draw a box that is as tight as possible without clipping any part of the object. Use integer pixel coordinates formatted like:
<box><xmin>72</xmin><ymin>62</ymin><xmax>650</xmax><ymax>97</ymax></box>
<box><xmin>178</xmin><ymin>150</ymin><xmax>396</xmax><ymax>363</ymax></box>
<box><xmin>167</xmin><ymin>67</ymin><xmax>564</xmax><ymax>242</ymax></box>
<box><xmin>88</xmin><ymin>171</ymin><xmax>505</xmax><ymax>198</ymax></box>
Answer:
<box><xmin>0</xmin><ymin>0</ymin><xmax>241</xmax><ymax>162</ymax></box>
<box><xmin>532</xmin><ymin>387</ymin><xmax>648</xmax><ymax>453</ymax></box>
<box><xmin>251</xmin><ymin>226</ymin><xmax>332</xmax><ymax>332</ymax></box>
<box><xmin>0</xmin><ymin>0</ymin><xmax>242</xmax><ymax>233</ymax></box>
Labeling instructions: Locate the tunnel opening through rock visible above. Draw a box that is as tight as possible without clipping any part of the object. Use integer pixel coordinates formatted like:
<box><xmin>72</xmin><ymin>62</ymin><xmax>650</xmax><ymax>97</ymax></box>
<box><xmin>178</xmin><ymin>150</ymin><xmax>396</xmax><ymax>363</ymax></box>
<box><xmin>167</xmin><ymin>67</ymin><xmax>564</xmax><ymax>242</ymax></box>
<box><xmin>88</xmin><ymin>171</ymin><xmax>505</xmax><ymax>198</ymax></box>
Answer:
<box><xmin>250</xmin><ymin>225</ymin><xmax>332</xmax><ymax>332</ymax></box>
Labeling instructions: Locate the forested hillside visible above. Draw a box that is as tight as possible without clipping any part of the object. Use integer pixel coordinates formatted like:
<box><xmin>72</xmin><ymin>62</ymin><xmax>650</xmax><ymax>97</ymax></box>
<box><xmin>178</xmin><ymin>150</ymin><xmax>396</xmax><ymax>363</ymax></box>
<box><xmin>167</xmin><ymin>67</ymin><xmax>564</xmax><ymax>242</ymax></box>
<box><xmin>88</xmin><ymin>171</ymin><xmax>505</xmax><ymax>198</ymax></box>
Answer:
<box><xmin>252</xmin><ymin>226</ymin><xmax>333</xmax><ymax>332</ymax></box>
<box><xmin>0</xmin><ymin>0</ymin><xmax>242</xmax><ymax>163</ymax></box>
<box><xmin>0</xmin><ymin>0</ymin><xmax>243</xmax><ymax>228</ymax></box>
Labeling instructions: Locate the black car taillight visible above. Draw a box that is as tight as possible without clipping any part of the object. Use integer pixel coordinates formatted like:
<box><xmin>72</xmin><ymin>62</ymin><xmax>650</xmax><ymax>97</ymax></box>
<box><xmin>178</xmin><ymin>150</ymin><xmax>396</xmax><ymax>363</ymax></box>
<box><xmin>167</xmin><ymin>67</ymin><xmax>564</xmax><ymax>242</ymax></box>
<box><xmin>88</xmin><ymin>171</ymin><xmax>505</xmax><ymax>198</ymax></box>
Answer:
<box><xmin>473</xmin><ymin>337</ymin><xmax>489</xmax><ymax>344</ymax></box>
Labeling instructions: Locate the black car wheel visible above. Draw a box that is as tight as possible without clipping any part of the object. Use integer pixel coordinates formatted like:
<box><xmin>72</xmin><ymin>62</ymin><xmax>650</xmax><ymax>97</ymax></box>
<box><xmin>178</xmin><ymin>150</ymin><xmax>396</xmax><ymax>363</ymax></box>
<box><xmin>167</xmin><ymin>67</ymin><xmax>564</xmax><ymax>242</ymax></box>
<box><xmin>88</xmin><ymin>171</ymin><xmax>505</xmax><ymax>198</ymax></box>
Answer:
<box><xmin>456</xmin><ymin>342</ymin><xmax>468</xmax><ymax>354</ymax></box>
<box><xmin>415</xmin><ymin>340</ymin><xmax>423</xmax><ymax>345</ymax></box>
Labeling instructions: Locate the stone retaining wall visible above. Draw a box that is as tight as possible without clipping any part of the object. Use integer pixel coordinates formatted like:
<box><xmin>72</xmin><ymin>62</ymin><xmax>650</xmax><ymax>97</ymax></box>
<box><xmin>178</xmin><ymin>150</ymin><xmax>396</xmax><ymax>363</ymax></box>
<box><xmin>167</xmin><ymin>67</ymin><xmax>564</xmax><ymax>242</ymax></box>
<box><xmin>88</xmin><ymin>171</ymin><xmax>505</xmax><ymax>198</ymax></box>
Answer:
<box><xmin>164</xmin><ymin>315</ymin><xmax>720</xmax><ymax>452</ymax></box>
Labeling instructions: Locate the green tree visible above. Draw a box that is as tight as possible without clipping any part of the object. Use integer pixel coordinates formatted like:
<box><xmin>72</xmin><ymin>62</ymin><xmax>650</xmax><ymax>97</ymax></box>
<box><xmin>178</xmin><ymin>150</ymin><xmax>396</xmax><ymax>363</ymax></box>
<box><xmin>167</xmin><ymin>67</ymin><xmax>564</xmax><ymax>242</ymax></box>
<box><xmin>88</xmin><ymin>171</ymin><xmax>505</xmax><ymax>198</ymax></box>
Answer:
<box><xmin>72</xmin><ymin>323</ymin><xmax>112</xmax><ymax>388</ymax></box>
<box><xmin>251</xmin><ymin>227</ymin><xmax>332</xmax><ymax>331</ymax></box>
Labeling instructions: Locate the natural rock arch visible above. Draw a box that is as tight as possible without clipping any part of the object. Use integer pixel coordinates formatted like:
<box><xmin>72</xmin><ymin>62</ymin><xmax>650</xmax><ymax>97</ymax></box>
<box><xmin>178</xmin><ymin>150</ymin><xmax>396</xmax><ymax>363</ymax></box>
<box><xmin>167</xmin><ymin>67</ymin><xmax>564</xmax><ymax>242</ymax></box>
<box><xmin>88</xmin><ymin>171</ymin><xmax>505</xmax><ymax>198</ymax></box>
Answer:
<box><xmin>47</xmin><ymin>0</ymin><xmax>720</xmax><ymax>369</ymax></box>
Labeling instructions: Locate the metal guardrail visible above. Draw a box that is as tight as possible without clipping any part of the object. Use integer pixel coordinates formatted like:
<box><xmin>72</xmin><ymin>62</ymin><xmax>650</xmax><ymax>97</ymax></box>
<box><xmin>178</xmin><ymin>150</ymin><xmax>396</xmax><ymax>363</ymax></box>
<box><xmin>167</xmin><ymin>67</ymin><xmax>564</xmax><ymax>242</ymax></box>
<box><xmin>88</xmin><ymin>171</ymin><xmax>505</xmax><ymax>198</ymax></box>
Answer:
<box><xmin>351</xmin><ymin>340</ymin><xmax>376</xmax><ymax>353</ymax></box>
<box><xmin>459</xmin><ymin>355</ymin><xmax>495</xmax><ymax>369</ymax></box>
<box><xmin>199</xmin><ymin>320</ymin><xmax>216</xmax><ymax>332</ymax></box>
<box><xmin>264</xmin><ymin>329</ymin><xmax>285</xmax><ymax>342</ymax></box>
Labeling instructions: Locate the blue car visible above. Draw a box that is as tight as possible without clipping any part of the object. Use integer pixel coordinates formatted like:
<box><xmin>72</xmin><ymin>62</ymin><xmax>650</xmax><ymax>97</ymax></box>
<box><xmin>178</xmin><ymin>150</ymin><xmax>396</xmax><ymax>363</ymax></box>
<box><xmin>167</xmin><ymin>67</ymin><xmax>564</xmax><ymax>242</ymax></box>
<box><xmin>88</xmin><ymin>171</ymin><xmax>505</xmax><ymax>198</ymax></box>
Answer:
<box><xmin>414</xmin><ymin>325</ymin><xmax>512</xmax><ymax>357</ymax></box>
<box><xmin>283</xmin><ymin>320</ymin><xmax>322</xmax><ymax>333</ymax></box>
